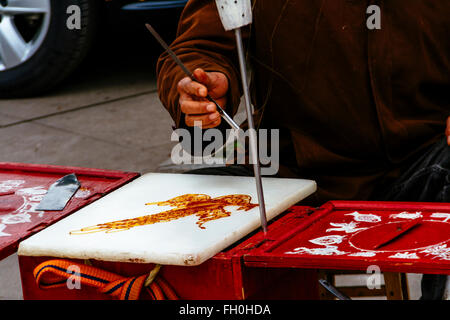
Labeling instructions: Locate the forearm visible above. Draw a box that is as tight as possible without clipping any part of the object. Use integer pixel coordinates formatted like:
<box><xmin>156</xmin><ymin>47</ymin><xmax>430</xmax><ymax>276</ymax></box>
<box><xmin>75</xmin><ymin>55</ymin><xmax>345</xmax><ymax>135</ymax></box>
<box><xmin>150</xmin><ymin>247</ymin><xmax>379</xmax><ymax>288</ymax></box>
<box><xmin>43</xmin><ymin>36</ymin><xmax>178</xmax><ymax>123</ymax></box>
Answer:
<box><xmin>156</xmin><ymin>0</ymin><xmax>243</xmax><ymax>127</ymax></box>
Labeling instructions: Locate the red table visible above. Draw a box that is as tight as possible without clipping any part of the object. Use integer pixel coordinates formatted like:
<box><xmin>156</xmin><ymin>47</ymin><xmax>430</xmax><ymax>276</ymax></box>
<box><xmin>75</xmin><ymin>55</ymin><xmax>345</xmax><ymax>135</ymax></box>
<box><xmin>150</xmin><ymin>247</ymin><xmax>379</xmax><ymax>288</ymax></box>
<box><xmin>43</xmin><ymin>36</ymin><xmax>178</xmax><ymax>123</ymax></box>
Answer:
<box><xmin>0</xmin><ymin>162</ymin><xmax>139</xmax><ymax>261</ymax></box>
<box><xmin>245</xmin><ymin>201</ymin><xmax>450</xmax><ymax>275</ymax></box>
<box><xmin>18</xmin><ymin>201</ymin><xmax>450</xmax><ymax>300</ymax></box>
<box><xmin>7</xmin><ymin>162</ymin><xmax>449</xmax><ymax>300</ymax></box>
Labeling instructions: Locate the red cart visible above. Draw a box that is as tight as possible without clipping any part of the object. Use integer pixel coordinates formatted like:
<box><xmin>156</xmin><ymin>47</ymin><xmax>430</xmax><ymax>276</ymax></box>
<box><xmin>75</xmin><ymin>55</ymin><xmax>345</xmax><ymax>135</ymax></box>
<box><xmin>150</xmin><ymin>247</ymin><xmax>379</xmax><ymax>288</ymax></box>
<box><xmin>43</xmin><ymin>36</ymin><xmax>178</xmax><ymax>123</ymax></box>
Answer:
<box><xmin>0</xmin><ymin>162</ymin><xmax>139</xmax><ymax>261</ymax></box>
<box><xmin>17</xmin><ymin>200</ymin><xmax>450</xmax><ymax>300</ymax></box>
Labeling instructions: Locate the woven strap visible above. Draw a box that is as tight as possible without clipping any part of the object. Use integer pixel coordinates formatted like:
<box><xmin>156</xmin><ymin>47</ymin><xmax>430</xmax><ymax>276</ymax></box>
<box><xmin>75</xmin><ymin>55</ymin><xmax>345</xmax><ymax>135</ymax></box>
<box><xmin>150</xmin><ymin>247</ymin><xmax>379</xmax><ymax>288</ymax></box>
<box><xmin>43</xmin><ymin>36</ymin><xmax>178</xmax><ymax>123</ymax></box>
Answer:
<box><xmin>33</xmin><ymin>259</ymin><xmax>178</xmax><ymax>300</ymax></box>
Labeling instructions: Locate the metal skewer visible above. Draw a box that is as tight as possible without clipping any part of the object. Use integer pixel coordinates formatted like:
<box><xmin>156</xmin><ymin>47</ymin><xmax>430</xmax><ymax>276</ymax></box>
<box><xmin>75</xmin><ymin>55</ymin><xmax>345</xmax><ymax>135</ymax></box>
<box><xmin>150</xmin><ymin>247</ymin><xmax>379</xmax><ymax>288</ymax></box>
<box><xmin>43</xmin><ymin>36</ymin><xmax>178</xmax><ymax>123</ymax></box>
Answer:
<box><xmin>145</xmin><ymin>23</ymin><xmax>240</xmax><ymax>131</ymax></box>
<box><xmin>319</xmin><ymin>280</ymin><xmax>352</xmax><ymax>300</ymax></box>
<box><xmin>234</xmin><ymin>28</ymin><xmax>268</xmax><ymax>234</ymax></box>
<box><xmin>148</xmin><ymin>0</ymin><xmax>269</xmax><ymax>235</ymax></box>
<box><xmin>213</xmin><ymin>0</ymin><xmax>268</xmax><ymax>235</ymax></box>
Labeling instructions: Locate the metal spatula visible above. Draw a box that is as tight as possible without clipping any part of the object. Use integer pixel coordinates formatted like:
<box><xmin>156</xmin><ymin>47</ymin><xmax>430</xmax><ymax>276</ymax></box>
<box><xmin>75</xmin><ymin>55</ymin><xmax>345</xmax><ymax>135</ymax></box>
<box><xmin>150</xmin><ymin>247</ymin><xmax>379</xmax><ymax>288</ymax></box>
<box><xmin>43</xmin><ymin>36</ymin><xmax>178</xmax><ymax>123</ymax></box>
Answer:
<box><xmin>36</xmin><ymin>174</ymin><xmax>81</xmax><ymax>211</ymax></box>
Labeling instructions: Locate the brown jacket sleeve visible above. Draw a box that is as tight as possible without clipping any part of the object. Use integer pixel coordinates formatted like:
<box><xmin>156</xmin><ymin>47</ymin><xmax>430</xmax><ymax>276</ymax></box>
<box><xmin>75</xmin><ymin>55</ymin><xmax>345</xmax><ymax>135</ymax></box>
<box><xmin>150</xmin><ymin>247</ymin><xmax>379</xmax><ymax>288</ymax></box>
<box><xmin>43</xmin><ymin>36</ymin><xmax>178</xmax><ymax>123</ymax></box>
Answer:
<box><xmin>156</xmin><ymin>1</ymin><xmax>243</xmax><ymax>127</ymax></box>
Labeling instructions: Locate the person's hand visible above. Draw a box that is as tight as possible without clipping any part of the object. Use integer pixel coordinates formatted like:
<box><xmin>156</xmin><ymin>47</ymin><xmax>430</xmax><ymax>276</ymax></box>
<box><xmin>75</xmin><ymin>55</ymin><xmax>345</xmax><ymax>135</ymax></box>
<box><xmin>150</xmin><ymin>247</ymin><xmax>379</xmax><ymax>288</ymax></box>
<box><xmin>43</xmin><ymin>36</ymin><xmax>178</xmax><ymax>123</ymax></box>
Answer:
<box><xmin>177</xmin><ymin>68</ymin><xmax>228</xmax><ymax>129</ymax></box>
<box><xmin>446</xmin><ymin>116</ymin><xmax>450</xmax><ymax>146</ymax></box>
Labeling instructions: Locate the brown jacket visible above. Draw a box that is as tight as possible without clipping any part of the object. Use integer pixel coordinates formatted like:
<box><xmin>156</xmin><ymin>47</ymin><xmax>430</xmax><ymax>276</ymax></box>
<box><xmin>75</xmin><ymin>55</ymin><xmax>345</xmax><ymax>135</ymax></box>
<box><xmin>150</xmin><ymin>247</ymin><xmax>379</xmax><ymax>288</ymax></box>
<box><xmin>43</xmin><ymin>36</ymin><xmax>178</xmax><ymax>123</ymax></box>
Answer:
<box><xmin>157</xmin><ymin>0</ymin><xmax>450</xmax><ymax>205</ymax></box>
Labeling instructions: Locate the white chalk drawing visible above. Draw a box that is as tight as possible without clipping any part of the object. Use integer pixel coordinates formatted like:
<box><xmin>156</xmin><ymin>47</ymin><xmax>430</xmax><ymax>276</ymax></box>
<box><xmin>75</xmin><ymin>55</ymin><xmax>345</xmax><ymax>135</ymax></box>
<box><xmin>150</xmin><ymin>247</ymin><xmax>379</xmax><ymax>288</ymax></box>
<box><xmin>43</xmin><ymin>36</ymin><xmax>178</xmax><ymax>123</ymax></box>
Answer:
<box><xmin>0</xmin><ymin>213</ymin><xmax>31</xmax><ymax>224</ymax></box>
<box><xmin>345</xmin><ymin>211</ymin><xmax>381</xmax><ymax>223</ymax></box>
<box><xmin>0</xmin><ymin>224</ymin><xmax>11</xmax><ymax>237</ymax></box>
<box><xmin>421</xmin><ymin>244</ymin><xmax>450</xmax><ymax>261</ymax></box>
<box><xmin>388</xmin><ymin>252</ymin><xmax>419</xmax><ymax>259</ymax></box>
<box><xmin>348</xmin><ymin>251</ymin><xmax>377</xmax><ymax>257</ymax></box>
<box><xmin>285</xmin><ymin>245</ymin><xmax>348</xmax><ymax>256</ymax></box>
<box><xmin>326</xmin><ymin>222</ymin><xmax>367</xmax><ymax>234</ymax></box>
<box><xmin>431</xmin><ymin>213</ymin><xmax>450</xmax><ymax>223</ymax></box>
<box><xmin>390</xmin><ymin>212</ymin><xmax>422</xmax><ymax>220</ymax></box>
<box><xmin>0</xmin><ymin>180</ymin><xmax>25</xmax><ymax>193</ymax></box>
<box><xmin>309</xmin><ymin>235</ymin><xmax>345</xmax><ymax>246</ymax></box>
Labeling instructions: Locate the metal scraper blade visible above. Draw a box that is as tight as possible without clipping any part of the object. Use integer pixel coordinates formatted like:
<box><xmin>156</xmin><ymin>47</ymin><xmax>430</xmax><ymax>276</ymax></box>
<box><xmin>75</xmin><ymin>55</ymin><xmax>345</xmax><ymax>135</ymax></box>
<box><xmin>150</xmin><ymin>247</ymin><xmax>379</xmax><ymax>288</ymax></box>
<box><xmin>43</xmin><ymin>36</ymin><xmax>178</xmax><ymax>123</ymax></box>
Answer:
<box><xmin>36</xmin><ymin>173</ymin><xmax>81</xmax><ymax>211</ymax></box>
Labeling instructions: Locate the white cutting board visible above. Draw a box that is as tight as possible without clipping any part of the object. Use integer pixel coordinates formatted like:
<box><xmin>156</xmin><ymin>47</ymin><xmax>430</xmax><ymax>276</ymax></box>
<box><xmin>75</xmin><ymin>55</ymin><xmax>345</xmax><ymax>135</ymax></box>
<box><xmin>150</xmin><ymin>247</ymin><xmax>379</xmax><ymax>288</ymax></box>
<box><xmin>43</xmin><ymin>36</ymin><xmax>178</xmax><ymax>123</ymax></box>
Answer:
<box><xmin>18</xmin><ymin>173</ymin><xmax>316</xmax><ymax>266</ymax></box>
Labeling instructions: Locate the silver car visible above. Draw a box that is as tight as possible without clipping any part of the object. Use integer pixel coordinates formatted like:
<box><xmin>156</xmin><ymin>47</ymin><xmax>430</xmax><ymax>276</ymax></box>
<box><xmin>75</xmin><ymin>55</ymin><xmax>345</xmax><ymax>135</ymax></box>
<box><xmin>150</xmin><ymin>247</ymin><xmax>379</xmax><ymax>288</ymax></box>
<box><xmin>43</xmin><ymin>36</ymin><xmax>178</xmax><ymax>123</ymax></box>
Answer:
<box><xmin>0</xmin><ymin>0</ymin><xmax>187</xmax><ymax>98</ymax></box>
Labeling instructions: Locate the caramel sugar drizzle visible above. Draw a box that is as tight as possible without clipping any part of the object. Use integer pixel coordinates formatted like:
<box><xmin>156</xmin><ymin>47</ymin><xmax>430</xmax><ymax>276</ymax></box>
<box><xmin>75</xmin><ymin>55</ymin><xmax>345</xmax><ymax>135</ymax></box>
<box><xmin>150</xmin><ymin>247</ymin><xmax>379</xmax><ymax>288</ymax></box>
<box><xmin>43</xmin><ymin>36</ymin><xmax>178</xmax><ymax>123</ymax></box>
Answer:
<box><xmin>70</xmin><ymin>194</ymin><xmax>258</xmax><ymax>235</ymax></box>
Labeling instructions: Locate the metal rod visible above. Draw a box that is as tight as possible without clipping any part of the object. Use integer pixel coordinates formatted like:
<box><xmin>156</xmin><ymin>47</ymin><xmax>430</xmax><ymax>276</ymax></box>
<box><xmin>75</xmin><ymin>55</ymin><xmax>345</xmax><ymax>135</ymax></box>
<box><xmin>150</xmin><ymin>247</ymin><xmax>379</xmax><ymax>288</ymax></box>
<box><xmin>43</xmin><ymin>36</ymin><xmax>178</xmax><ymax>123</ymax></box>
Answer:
<box><xmin>145</xmin><ymin>23</ymin><xmax>240</xmax><ymax>131</ymax></box>
<box><xmin>318</xmin><ymin>280</ymin><xmax>352</xmax><ymax>300</ymax></box>
<box><xmin>234</xmin><ymin>28</ymin><xmax>268</xmax><ymax>235</ymax></box>
<box><xmin>145</xmin><ymin>23</ymin><xmax>194</xmax><ymax>78</ymax></box>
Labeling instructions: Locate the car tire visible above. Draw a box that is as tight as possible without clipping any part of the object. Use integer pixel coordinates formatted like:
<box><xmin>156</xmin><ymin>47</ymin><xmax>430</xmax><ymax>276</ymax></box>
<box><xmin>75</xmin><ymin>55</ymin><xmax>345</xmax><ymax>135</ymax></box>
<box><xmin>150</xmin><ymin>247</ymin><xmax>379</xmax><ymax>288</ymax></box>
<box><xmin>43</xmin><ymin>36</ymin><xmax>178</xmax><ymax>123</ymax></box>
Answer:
<box><xmin>0</xmin><ymin>0</ymin><xmax>98</xmax><ymax>98</ymax></box>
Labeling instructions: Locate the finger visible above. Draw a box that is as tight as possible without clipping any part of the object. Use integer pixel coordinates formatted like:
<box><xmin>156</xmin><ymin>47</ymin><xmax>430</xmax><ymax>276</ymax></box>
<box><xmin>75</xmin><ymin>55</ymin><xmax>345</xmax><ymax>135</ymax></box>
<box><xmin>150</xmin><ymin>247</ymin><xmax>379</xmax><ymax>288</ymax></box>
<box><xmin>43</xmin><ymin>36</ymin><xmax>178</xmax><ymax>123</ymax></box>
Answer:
<box><xmin>185</xmin><ymin>112</ymin><xmax>221</xmax><ymax>127</ymax></box>
<box><xmin>193</xmin><ymin>68</ymin><xmax>213</xmax><ymax>87</ymax></box>
<box><xmin>180</xmin><ymin>98</ymin><xmax>216</xmax><ymax>115</ymax></box>
<box><xmin>202</xmin><ymin>117</ymin><xmax>222</xmax><ymax>129</ymax></box>
<box><xmin>446</xmin><ymin>116</ymin><xmax>450</xmax><ymax>145</ymax></box>
<box><xmin>446</xmin><ymin>116</ymin><xmax>450</xmax><ymax>134</ymax></box>
<box><xmin>193</xmin><ymin>68</ymin><xmax>225</xmax><ymax>91</ymax></box>
<box><xmin>177</xmin><ymin>76</ymin><xmax>208</xmax><ymax>97</ymax></box>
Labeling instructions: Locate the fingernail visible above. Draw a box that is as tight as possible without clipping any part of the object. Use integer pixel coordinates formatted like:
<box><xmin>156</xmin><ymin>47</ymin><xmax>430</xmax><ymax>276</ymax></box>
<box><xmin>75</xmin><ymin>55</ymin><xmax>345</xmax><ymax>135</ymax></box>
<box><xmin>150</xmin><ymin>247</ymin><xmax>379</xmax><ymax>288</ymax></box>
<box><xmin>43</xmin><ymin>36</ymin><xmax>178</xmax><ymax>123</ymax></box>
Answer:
<box><xmin>206</xmin><ymin>104</ymin><xmax>215</xmax><ymax>112</ymax></box>
<box><xmin>199</xmin><ymin>88</ymin><xmax>207</xmax><ymax>96</ymax></box>
<box><xmin>209</xmin><ymin>113</ymin><xmax>219</xmax><ymax>120</ymax></box>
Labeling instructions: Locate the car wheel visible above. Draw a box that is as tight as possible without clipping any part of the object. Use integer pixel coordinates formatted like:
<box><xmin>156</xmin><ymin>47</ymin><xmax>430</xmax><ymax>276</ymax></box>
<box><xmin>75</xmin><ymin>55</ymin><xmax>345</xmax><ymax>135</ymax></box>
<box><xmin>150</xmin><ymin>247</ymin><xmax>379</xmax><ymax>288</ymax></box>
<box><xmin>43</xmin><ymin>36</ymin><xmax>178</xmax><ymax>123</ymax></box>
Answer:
<box><xmin>0</xmin><ymin>0</ymin><xmax>98</xmax><ymax>98</ymax></box>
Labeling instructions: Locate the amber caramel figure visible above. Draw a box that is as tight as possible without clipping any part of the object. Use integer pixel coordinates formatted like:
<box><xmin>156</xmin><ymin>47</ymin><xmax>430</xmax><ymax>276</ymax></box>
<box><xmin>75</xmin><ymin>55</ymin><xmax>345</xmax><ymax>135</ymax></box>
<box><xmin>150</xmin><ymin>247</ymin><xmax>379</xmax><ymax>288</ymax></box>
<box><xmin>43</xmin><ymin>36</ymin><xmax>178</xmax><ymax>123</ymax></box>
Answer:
<box><xmin>70</xmin><ymin>194</ymin><xmax>258</xmax><ymax>234</ymax></box>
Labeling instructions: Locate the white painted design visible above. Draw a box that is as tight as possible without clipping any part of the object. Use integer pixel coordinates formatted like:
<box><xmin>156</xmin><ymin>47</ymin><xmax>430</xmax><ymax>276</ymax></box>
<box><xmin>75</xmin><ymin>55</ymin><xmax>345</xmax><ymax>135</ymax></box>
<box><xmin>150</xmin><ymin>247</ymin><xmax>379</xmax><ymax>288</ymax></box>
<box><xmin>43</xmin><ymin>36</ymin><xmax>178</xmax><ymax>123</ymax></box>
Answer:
<box><xmin>284</xmin><ymin>235</ymin><xmax>349</xmax><ymax>256</ymax></box>
<box><xmin>0</xmin><ymin>183</ymin><xmax>46</xmax><ymax>233</ymax></box>
<box><xmin>345</xmin><ymin>211</ymin><xmax>381</xmax><ymax>223</ymax></box>
<box><xmin>431</xmin><ymin>213</ymin><xmax>450</xmax><ymax>223</ymax></box>
<box><xmin>0</xmin><ymin>185</ymin><xmax>47</xmax><ymax>223</ymax></box>
<box><xmin>16</xmin><ymin>186</ymin><xmax>47</xmax><ymax>197</ymax></box>
<box><xmin>388</xmin><ymin>252</ymin><xmax>419</xmax><ymax>259</ymax></box>
<box><xmin>390</xmin><ymin>212</ymin><xmax>422</xmax><ymax>220</ymax></box>
<box><xmin>326</xmin><ymin>222</ymin><xmax>367</xmax><ymax>234</ymax></box>
<box><xmin>0</xmin><ymin>213</ymin><xmax>31</xmax><ymax>224</ymax></box>
<box><xmin>309</xmin><ymin>235</ymin><xmax>345</xmax><ymax>246</ymax></box>
<box><xmin>421</xmin><ymin>244</ymin><xmax>450</xmax><ymax>261</ymax></box>
<box><xmin>348</xmin><ymin>251</ymin><xmax>377</xmax><ymax>257</ymax></box>
<box><xmin>285</xmin><ymin>245</ymin><xmax>348</xmax><ymax>256</ymax></box>
<box><xmin>16</xmin><ymin>187</ymin><xmax>47</xmax><ymax>209</ymax></box>
<box><xmin>0</xmin><ymin>180</ymin><xmax>25</xmax><ymax>193</ymax></box>
<box><xmin>0</xmin><ymin>224</ymin><xmax>11</xmax><ymax>237</ymax></box>
<box><xmin>16</xmin><ymin>186</ymin><xmax>47</xmax><ymax>217</ymax></box>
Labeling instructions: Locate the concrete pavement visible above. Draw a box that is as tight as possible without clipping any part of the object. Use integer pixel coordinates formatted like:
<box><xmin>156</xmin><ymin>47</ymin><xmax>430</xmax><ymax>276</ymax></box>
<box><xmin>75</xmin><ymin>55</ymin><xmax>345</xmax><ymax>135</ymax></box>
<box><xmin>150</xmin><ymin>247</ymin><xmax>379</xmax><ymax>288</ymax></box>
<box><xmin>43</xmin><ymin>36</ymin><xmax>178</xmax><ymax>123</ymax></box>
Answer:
<box><xmin>0</xmin><ymin>30</ymin><xmax>180</xmax><ymax>299</ymax></box>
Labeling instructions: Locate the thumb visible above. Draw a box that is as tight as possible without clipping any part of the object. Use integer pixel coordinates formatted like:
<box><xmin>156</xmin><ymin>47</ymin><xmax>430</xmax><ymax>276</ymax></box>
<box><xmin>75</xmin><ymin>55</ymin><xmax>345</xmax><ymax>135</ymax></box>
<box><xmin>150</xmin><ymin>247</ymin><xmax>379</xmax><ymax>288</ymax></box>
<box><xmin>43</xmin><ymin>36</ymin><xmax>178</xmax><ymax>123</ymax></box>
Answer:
<box><xmin>193</xmin><ymin>68</ymin><xmax>215</xmax><ymax>89</ymax></box>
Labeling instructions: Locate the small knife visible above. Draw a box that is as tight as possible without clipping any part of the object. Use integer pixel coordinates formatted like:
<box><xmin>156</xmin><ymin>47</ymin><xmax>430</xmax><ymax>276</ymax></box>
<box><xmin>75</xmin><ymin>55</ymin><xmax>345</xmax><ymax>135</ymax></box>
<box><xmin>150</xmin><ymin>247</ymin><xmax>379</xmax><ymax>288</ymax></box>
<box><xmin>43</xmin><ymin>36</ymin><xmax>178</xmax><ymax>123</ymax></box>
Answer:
<box><xmin>36</xmin><ymin>174</ymin><xmax>81</xmax><ymax>211</ymax></box>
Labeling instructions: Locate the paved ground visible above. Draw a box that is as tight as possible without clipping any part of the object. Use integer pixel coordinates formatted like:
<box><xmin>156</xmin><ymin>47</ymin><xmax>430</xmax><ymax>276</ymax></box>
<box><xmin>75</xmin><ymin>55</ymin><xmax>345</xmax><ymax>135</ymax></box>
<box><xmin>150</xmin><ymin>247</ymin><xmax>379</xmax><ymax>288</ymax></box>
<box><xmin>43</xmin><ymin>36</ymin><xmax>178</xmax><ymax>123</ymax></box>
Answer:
<box><xmin>0</xmin><ymin>16</ymin><xmax>423</xmax><ymax>300</ymax></box>
<box><xmin>0</xmin><ymin>19</ymin><xmax>182</xmax><ymax>299</ymax></box>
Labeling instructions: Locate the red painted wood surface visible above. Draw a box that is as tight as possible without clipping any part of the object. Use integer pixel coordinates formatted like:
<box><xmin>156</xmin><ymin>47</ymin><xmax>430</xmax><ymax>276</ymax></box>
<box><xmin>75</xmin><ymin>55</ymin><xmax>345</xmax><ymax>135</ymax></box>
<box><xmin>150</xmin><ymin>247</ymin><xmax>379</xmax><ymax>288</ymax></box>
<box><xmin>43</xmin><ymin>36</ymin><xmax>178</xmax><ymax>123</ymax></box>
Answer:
<box><xmin>19</xmin><ymin>206</ymin><xmax>319</xmax><ymax>300</ymax></box>
<box><xmin>0</xmin><ymin>162</ymin><xmax>139</xmax><ymax>260</ymax></box>
<box><xmin>244</xmin><ymin>201</ymin><xmax>450</xmax><ymax>275</ymax></box>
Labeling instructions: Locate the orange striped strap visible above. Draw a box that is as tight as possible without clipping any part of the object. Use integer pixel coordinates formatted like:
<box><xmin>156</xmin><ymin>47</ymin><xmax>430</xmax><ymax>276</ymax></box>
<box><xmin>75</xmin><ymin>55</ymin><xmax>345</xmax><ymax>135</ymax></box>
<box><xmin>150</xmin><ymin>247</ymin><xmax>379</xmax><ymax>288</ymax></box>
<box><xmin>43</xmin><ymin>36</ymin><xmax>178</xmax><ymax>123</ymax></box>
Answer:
<box><xmin>33</xmin><ymin>259</ymin><xmax>178</xmax><ymax>300</ymax></box>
